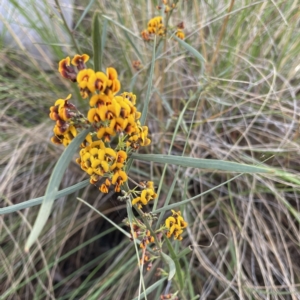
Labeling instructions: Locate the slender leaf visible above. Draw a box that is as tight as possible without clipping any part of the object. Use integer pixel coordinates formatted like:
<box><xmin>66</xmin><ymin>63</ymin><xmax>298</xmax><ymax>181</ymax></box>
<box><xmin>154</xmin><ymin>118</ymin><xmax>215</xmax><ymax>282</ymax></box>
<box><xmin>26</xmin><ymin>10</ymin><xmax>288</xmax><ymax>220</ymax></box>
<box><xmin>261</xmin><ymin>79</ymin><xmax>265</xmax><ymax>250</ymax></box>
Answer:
<box><xmin>131</xmin><ymin>154</ymin><xmax>271</xmax><ymax>173</ymax></box>
<box><xmin>117</xmin><ymin>12</ymin><xmax>144</xmax><ymax>63</ymax></box>
<box><xmin>161</xmin><ymin>252</ymin><xmax>176</xmax><ymax>281</ymax></box>
<box><xmin>178</xmin><ymin>247</ymin><xmax>192</xmax><ymax>259</ymax></box>
<box><xmin>102</xmin><ymin>14</ymin><xmax>141</xmax><ymax>39</ymax></box>
<box><xmin>74</xmin><ymin>0</ymin><xmax>97</xmax><ymax>30</ymax></box>
<box><xmin>24</xmin><ymin>128</ymin><xmax>90</xmax><ymax>252</ymax></box>
<box><xmin>174</xmin><ymin>35</ymin><xmax>206</xmax><ymax>64</ymax></box>
<box><xmin>153</xmin><ymin>174</ymin><xmax>243</xmax><ymax>213</ymax></box>
<box><xmin>0</xmin><ymin>180</ymin><xmax>89</xmax><ymax>215</ymax></box>
<box><xmin>165</xmin><ymin>237</ymin><xmax>184</xmax><ymax>289</ymax></box>
<box><xmin>92</xmin><ymin>12</ymin><xmax>102</xmax><ymax>72</ymax></box>
<box><xmin>155</xmin><ymin>168</ymin><xmax>179</xmax><ymax>229</ymax></box>
<box><xmin>132</xmin><ymin>278</ymin><xmax>167</xmax><ymax>300</ymax></box>
<box><xmin>101</xmin><ymin>18</ymin><xmax>108</xmax><ymax>62</ymax></box>
<box><xmin>77</xmin><ymin>197</ymin><xmax>130</xmax><ymax>238</ymax></box>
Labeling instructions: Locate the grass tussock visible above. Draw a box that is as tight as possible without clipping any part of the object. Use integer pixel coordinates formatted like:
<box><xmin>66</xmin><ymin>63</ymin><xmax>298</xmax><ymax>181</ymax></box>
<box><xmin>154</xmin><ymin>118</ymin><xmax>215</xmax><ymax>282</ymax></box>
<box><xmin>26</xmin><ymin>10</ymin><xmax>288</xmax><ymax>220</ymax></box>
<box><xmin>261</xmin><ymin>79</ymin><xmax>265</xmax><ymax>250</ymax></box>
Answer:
<box><xmin>1</xmin><ymin>1</ymin><xmax>300</xmax><ymax>299</ymax></box>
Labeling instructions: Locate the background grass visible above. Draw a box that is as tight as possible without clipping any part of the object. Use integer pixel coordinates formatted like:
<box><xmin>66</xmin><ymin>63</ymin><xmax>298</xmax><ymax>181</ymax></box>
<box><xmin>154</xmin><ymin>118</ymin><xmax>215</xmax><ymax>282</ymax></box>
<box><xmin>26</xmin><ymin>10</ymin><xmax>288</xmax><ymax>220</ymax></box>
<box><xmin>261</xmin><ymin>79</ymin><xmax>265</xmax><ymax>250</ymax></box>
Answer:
<box><xmin>1</xmin><ymin>0</ymin><xmax>300</xmax><ymax>299</ymax></box>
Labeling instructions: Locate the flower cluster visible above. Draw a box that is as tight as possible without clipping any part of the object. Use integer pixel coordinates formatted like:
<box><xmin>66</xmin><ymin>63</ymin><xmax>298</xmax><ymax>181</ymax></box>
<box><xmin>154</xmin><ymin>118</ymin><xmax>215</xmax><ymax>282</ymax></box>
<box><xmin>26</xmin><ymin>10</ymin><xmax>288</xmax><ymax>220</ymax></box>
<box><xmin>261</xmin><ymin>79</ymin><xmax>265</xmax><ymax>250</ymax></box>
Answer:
<box><xmin>131</xmin><ymin>181</ymin><xmax>157</xmax><ymax>208</ymax></box>
<box><xmin>50</xmin><ymin>54</ymin><xmax>151</xmax><ymax>193</ymax></box>
<box><xmin>125</xmin><ymin>208</ymin><xmax>187</xmax><ymax>275</ymax></box>
<box><xmin>175</xmin><ymin>21</ymin><xmax>185</xmax><ymax>40</ymax></box>
<box><xmin>141</xmin><ymin>16</ymin><xmax>165</xmax><ymax>41</ymax></box>
<box><xmin>49</xmin><ymin>94</ymin><xmax>83</xmax><ymax>147</ymax></box>
<box><xmin>175</xmin><ymin>29</ymin><xmax>185</xmax><ymax>40</ymax></box>
<box><xmin>165</xmin><ymin>210</ymin><xmax>188</xmax><ymax>240</ymax></box>
<box><xmin>127</xmin><ymin>220</ymin><xmax>155</xmax><ymax>249</ymax></box>
<box><xmin>141</xmin><ymin>5</ymin><xmax>185</xmax><ymax>41</ymax></box>
<box><xmin>160</xmin><ymin>294</ymin><xmax>179</xmax><ymax>300</ymax></box>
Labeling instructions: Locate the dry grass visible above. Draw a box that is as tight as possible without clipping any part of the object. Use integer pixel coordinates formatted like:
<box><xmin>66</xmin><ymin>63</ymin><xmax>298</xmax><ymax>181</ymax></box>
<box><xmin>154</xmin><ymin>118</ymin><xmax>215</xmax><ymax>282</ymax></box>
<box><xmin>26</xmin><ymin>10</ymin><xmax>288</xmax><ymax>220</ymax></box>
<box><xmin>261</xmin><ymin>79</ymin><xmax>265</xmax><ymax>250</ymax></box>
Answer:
<box><xmin>1</xmin><ymin>1</ymin><xmax>300</xmax><ymax>299</ymax></box>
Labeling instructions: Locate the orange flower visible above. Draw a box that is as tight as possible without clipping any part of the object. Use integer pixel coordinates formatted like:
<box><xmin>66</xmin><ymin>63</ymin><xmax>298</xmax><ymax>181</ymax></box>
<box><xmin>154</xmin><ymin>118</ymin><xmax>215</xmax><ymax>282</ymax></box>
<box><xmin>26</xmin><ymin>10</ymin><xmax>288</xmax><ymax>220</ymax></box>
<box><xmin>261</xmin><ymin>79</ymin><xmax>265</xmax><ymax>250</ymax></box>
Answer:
<box><xmin>71</xmin><ymin>54</ymin><xmax>89</xmax><ymax>70</ymax></box>
<box><xmin>175</xmin><ymin>29</ymin><xmax>185</xmax><ymax>40</ymax></box>
<box><xmin>58</xmin><ymin>57</ymin><xmax>77</xmax><ymax>81</ymax></box>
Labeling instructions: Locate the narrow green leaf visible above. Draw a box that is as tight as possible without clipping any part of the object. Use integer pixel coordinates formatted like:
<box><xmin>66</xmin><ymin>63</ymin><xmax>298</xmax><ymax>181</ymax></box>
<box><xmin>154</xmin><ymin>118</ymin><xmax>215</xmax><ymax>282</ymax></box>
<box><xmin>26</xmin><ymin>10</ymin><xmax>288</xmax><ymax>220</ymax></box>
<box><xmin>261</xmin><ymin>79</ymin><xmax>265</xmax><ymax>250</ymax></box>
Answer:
<box><xmin>74</xmin><ymin>0</ymin><xmax>97</xmax><ymax>30</ymax></box>
<box><xmin>174</xmin><ymin>35</ymin><xmax>206</xmax><ymax>64</ymax></box>
<box><xmin>153</xmin><ymin>174</ymin><xmax>243</xmax><ymax>214</ymax></box>
<box><xmin>102</xmin><ymin>14</ymin><xmax>142</xmax><ymax>39</ymax></box>
<box><xmin>116</xmin><ymin>12</ymin><xmax>144</xmax><ymax>63</ymax></box>
<box><xmin>155</xmin><ymin>169</ymin><xmax>179</xmax><ymax>229</ymax></box>
<box><xmin>0</xmin><ymin>180</ymin><xmax>89</xmax><ymax>215</ymax></box>
<box><xmin>165</xmin><ymin>237</ymin><xmax>184</xmax><ymax>289</ymax></box>
<box><xmin>178</xmin><ymin>247</ymin><xmax>192</xmax><ymax>259</ymax></box>
<box><xmin>161</xmin><ymin>252</ymin><xmax>176</xmax><ymax>281</ymax></box>
<box><xmin>24</xmin><ymin>128</ymin><xmax>90</xmax><ymax>252</ymax></box>
<box><xmin>132</xmin><ymin>278</ymin><xmax>167</xmax><ymax>300</ymax></box>
<box><xmin>131</xmin><ymin>154</ymin><xmax>271</xmax><ymax>173</ymax></box>
<box><xmin>101</xmin><ymin>18</ymin><xmax>108</xmax><ymax>61</ymax></box>
<box><xmin>77</xmin><ymin>198</ymin><xmax>131</xmax><ymax>238</ymax></box>
<box><xmin>140</xmin><ymin>36</ymin><xmax>156</xmax><ymax>125</ymax></box>
<box><xmin>92</xmin><ymin>12</ymin><xmax>102</xmax><ymax>72</ymax></box>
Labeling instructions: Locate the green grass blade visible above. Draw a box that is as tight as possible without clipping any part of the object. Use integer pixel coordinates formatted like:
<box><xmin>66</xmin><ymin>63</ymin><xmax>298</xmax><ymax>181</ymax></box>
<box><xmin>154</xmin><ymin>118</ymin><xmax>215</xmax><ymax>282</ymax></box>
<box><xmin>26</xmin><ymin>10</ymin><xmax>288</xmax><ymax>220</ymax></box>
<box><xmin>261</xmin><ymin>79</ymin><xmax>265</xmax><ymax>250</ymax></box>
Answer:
<box><xmin>116</xmin><ymin>12</ymin><xmax>144</xmax><ymax>64</ymax></box>
<box><xmin>77</xmin><ymin>197</ymin><xmax>130</xmax><ymax>238</ymax></box>
<box><xmin>132</xmin><ymin>278</ymin><xmax>167</xmax><ymax>300</ymax></box>
<box><xmin>165</xmin><ymin>237</ymin><xmax>184</xmax><ymax>289</ymax></box>
<box><xmin>24</xmin><ymin>128</ymin><xmax>90</xmax><ymax>252</ymax></box>
<box><xmin>178</xmin><ymin>247</ymin><xmax>192</xmax><ymax>259</ymax></box>
<box><xmin>92</xmin><ymin>12</ymin><xmax>102</xmax><ymax>72</ymax></box>
<box><xmin>101</xmin><ymin>18</ymin><xmax>108</xmax><ymax>63</ymax></box>
<box><xmin>174</xmin><ymin>35</ymin><xmax>206</xmax><ymax>64</ymax></box>
<box><xmin>102</xmin><ymin>14</ymin><xmax>141</xmax><ymax>39</ymax></box>
<box><xmin>131</xmin><ymin>154</ymin><xmax>271</xmax><ymax>173</ymax></box>
<box><xmin>0</xmin><ymin>180</ymin><xmax>89</xmax><ymax>215</ymax></box>
<box><xmin>153</xmin><ymin>174</ymin><xmax>243</xmax><ymax>213</ymax></box>
<box><xmin>74</xmin><ymin>0</ymin><xmax>97</xmax><ymax>30</ymax></box>
<box><xmin>140</xmin><ymin>36</ymin><xmax>156</xmax><ymax>125</ymax></box>
<box><xmin>155</xmin><ymin>168</ymin><xmax>179</xmax><ymax>229</ymax></box>
<box><xmin>161</xmin><ymin>252</ymin><xmax>176</xmax><ymax>281</ymax></box>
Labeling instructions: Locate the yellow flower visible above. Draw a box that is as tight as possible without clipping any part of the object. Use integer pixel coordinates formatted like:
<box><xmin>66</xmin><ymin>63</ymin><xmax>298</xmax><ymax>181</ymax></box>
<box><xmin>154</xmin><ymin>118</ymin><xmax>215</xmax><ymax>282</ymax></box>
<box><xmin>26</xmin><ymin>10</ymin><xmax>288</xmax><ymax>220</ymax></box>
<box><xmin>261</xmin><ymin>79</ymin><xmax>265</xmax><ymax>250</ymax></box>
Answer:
<box><xmin>99</xmin><ymin>100</ymin><xmax>121</xmax><ymax>121</ymax></box>
<box><xmin>89</xmin><ymin>94</ymin><xmax>111</xmax><ymax>107</ymax></box>
<box><xmin>111</xmin><ymin>170</ymin><xmax>128</xmax><ymax>192</ymax></box>
<box><xmin>116</xmin><ymin>150</ymin><xmax>127</xmax><ymax>165</ymax></box>
<box><xmin>116</xmin><ymin>98</ymin><xmax>131</xmax><ymax>118</ymax></box>
<box><xmin>96</xmin><ymin>126</ymin><xmax>116</xmax><ymax>142</ymax></box>
<box><xmin>148</xmin><ymin>16</ymin><xmax>162</xmax><ymax>28</ymax></box>
<box><xmin>122</xmin><ymin>92</ymin><xmax>136</xmax><ymax>106</ymax></box>
<box><xmin>175</xmin><ymin>29</ymin><xmax>185</xmax><ymax>40</ymax></box>
<box><xmin>165</xmin><ymin>216</ymin><xmax>176</xmax><ymax>228</ymax></box>
<box><xmin>141</xmin><ymin>188</ymin><xmax>157</xmax><ymax>204</ymax></box>
<box><xmin>100</xmin><ymin>183</ymin><xmax>109</xmax><ymax>193</ymax></box>
<box><xmin>147</xmin><ymin>16</ymin><xmax>164</xmax><ymax>36</ymax></box>
<box><xmin>85</xmin><ymin>133</ymin><xmax>93</xmax><ymax>145</ymax></box>
<box><xmin>91</xmin><ymin>159</ymin><xmax>109</xmax><ymax>176</ymax></box>
<box><xmin>90</xmin><ymin>174</ymin><xmax>100</xmax><ymax>185</ymax></box>
<box><xmin>99</xmin><ymin>178</ymin><xmax>112</xmax><ymax>193</ymax></box>
<box><xmin>56</xmin><ymin>94</ymin><xmax>75</xmax><ymax>121</ymax></box>
<box><xmin>105</xmin><ymin>147</ymin><xmax>117</xmax><ymax>160</ymax></box>
<box><xmin>146</xmin><ymin>181</ymin><xmax>154</xmax><ymax>190</ymax></box>
<box><xmin>110</xmin><ymin>117</ymin><xmax>129</xmax><ymax>133</ymax></box>
<box><xmin>77</xmin><ymin>69</ymin><xmax>95</xmax><ymax>89</ymax></box>
<box><xmin>104</xmin><ymin>70</ymin><xmax>121</xmax><ymax>94</ymax></box>
<box><xmin>165</xmin><ymin>210</ymin><xmax>188</xmax><ymax>240</ymax></box>
<box><xmin>87</xmin><ymin>108</ymin><xmax>101</xmax><ymax>123</ymax></box>
<box><xmin>87</xmin><ymin>71</ymin><xmax>108</xmax><ymax>93</ymax></box>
